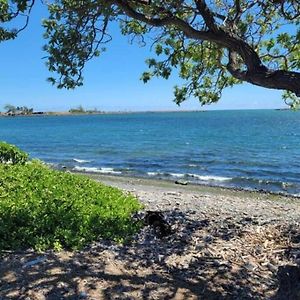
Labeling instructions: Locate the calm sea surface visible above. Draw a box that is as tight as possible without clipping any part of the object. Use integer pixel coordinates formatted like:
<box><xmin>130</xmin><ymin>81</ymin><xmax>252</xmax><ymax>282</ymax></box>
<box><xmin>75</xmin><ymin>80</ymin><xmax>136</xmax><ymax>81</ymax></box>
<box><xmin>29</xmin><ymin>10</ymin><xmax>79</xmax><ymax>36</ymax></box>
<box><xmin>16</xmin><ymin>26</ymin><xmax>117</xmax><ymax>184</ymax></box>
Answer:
<box><xmin>1</xmin><ymin>110</ymin><xmax>300</xmax><ymax>195</ymax></box>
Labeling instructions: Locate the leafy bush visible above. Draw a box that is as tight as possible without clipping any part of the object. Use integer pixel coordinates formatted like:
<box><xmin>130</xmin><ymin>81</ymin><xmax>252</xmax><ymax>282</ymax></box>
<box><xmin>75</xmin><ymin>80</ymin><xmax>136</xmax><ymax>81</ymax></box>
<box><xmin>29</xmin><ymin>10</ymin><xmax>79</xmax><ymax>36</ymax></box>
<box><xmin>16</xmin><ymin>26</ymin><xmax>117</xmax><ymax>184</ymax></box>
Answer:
<box><xmin>0</xmin><ymin>161</ymin><xmax>143</xmax><ymax>251</ymax></box>
<box><xmin>0</xmin><ymin>141</ymin><xmax>28</xmax><ymax>165</ymax></box>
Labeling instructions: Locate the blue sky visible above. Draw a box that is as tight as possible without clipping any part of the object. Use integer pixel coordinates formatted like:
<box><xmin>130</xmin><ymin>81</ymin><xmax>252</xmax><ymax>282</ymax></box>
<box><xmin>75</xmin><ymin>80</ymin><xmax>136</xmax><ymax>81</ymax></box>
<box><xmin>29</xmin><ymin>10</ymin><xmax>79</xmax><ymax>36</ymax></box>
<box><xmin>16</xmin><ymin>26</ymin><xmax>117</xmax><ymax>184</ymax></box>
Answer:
<box><xmin>0</xmin><ymin>3</ymin><xmax>288</xmax><ymax>112</ymax></box>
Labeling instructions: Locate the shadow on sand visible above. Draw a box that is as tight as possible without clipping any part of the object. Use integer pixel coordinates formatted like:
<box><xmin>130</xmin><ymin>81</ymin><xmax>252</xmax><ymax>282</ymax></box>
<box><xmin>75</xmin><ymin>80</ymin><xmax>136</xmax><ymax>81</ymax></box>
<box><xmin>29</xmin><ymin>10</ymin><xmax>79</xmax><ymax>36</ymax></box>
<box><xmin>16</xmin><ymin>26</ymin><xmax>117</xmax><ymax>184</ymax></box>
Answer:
<box><xmin>0</xmin><ymin>210</ymin><xmax>299</xmax><ymax>299</ymax></box>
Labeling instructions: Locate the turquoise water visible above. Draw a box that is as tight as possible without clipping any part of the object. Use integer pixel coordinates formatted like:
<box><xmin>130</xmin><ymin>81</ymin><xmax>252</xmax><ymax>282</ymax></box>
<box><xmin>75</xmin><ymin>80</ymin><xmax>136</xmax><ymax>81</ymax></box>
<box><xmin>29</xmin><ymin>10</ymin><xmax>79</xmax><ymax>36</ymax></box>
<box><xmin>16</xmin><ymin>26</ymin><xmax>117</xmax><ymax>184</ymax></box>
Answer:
<box><xmin>1</xmin><ymin>110</ymin><xmax>300</xmax><ymax>195</ymax></box>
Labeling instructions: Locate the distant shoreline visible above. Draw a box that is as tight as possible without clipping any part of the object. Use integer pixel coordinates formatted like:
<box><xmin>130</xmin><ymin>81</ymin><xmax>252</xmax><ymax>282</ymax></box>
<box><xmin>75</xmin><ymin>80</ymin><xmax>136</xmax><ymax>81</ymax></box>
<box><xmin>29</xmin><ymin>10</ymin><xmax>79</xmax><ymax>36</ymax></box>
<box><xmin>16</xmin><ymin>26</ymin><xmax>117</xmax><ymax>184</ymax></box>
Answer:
<box><xmin>0</xmin><ymin>110</ymin><xmax>208</xmax><ymax>118</ymax></box>
<box><xmin>0</xmin><ymin>108</ymin><xmax>291</xmax><ymax>118</ymax></box>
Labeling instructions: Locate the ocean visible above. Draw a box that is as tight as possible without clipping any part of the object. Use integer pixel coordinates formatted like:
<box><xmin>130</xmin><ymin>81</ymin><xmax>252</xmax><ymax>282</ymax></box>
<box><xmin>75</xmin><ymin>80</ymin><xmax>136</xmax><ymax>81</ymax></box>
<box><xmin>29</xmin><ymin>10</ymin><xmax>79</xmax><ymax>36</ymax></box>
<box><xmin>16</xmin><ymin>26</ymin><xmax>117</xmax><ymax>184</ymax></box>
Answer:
<box><xmin>1</xmin><ymin>110</ymin><xmax>300</xmax><ymax>196</ymax></box>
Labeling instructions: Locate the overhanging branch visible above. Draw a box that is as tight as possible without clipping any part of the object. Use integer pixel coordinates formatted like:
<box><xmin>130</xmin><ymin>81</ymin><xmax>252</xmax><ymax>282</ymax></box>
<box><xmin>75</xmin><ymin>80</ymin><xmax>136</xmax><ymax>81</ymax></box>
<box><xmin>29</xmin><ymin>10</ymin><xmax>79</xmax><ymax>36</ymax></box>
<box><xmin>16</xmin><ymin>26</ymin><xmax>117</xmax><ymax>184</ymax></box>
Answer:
<box><xmin>113</xmin><ymin>0</ymin><xmax>214</xmax><ymax>40</ymax></box>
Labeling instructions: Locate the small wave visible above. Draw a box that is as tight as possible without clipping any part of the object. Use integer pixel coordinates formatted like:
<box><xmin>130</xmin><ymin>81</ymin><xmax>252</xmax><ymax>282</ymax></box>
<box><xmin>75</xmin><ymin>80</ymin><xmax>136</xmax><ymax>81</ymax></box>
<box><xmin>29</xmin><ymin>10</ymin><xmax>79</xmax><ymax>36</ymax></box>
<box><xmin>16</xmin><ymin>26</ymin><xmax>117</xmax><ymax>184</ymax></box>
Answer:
<box><xmin>101</xmin><ymin>167</ymin><xmax>117</xmax><ymax>173</ymax></box>
<box><xmin>73</xmin><ymin>166</ymin><xmax>122</xmax><ymax>175</ymax></box>
<box><xmin>73</xmin><ymin>158</ymin><xmax>91</xmax><ymax>163</ymax></box>
<box><xmin>147</xmin><ymin>172</ymin><xmax>159</xmax><ymax>176</ymax></box>
<box><xmin>240</xmin><ymin>177</ymin><xmax>292</xmax><ymax>186</ymax></box>
<box><xmin>73</xmin><ymin>166</ymin><xmax>98</xmax><ymax>172</ymax></box>
<box><xmin>146</xmin><ymin>171</ymin><xmax>231</xmax><ymax>182</ymax></box>
<box><xmin>281</xmin><ymin>182</ymin><xmax>294</xmax><ymax>188</ymax></box>
<box><xmin>170</xmin><ymin>173</ymin><xmax>185</xmax><ymax>178</ymax></box>
<box><xmin>146</xmin><ymin>171</ymin><xmax>185</xmax><ymax>178</ymax></box>
<box><xmin>188</xmin><ymin>174</ymin><xmax>232</xmax><ymax>182</ymax></box>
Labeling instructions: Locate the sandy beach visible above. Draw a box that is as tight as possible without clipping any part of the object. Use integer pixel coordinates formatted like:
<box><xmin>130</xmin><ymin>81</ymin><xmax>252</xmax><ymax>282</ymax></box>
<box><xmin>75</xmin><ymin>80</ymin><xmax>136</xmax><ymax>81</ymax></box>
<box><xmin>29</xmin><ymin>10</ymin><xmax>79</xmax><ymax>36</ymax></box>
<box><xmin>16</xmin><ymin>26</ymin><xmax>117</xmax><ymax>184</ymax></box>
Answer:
<box><xmin>1</xmin><ymin>174</ymin><xmax>300</xmax><ymax>299</ymax></box>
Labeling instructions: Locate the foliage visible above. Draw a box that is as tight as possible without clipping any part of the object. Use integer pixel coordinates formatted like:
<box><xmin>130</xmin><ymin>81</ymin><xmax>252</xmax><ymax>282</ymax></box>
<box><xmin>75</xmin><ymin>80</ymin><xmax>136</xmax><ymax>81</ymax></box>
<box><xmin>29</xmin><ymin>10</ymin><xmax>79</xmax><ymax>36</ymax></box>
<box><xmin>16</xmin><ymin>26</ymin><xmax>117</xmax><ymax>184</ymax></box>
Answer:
<box><xmin>4</xmin><ymin>104</ymin><xmax>16</xmax><ymax>113</ymax></box>
<box><xmin>3</xmin><ymin>104</ymin><xmax>33</xmax><ymax>115</ymax></box>
<box><xmin>16</xmin><ymin>106</ymin><xmax>33</xmax><ymax>115</ymax></box>
<box><xmin>0</xmin><ymin>0</ymin><xmax>34</xmax><ymax>41</ymax></box>
<box><xmin>69</xmin><ymin>105</ymin><xmax>85</xmax><ymax>114</ymax></box>
<box><xmin>0</xmin><ymin>141</ymin><xmax>28</xmax><ymax>164</ymax></box>
<box><xmin>1</xmin><ymin>1</ymin><xmax>299</xmax><ymax>106</ymax></box>
<box><xmin>0</xmin><ymin>160</ymin><xmax>142</xmax><ymax>251</ymax></box>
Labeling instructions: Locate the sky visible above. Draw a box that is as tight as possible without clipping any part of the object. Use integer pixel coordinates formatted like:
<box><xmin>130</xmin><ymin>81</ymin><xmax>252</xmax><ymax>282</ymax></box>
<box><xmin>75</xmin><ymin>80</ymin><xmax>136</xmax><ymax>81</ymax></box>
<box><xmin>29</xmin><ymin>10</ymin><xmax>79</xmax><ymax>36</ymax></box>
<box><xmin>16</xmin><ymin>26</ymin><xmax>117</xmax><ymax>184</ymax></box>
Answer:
<box><xmin>0</xmin><ymin>3</ymin><xmax>288</xmax><ymax>112</ymax></box>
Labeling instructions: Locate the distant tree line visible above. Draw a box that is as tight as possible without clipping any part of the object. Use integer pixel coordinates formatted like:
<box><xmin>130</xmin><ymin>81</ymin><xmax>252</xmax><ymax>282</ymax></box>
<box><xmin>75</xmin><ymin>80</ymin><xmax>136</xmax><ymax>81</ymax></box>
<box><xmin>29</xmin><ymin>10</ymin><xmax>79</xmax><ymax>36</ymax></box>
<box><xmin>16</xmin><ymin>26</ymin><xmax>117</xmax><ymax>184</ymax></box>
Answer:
<box><xmin>1</xmin><ymin>104</ymin><xmax>102</xmax><ymax>116</ymax></box>
<box><xmin>69</xmin><ymin>105</ymin><xmax>101</xmax><ymax>114</ymax></box>
<box><xmin>3</xmin><ymin>104</ymin><xmax>34</xmax><ymax>116</ymax></box>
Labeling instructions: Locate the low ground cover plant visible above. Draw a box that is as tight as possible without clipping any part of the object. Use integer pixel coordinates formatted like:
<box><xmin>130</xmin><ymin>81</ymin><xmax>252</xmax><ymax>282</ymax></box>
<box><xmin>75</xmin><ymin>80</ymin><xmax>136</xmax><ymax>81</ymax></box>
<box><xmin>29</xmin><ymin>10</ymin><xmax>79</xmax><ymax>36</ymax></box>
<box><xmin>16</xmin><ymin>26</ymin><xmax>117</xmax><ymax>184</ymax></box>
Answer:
<box><xmin>0</xmin><ymin>144</ymin><xmax>142</xmax><ymax>251</ymax></box>
<box><xmin>0</xmin><ymin>141</ymin><xmax>28</xmax><ymax>164</ymax></box>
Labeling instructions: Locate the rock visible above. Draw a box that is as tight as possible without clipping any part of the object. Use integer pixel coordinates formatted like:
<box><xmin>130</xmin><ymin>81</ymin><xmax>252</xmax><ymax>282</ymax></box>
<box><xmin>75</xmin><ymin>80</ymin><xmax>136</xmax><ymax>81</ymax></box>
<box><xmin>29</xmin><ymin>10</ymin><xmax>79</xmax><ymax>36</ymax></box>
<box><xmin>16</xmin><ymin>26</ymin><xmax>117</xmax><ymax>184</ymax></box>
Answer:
<box><xmin>175</xmin><ymin>180</ymin><xmax>188</xmax><ymax>185</ymax></box>
<box><xmin>199</xmin><ymin>219</ymin><xmax>210</xmax><ymax>228</ymax></box>
<box><xmin>25</xmin><ymin>291</ymin><xmax>46</xmax><ymax>300</ymax></box>
<box><xmin>275</xmin><ymin>265</ymin><xmax>300</xmax><ymax>300</ymax></box>
<box><xmin>244</xmin><ymin>262</ymin><xmax>257</xmax><ymax>271</ymax></box>
<box><xmin>88</xmin><ymin>282</ymin><xmax>97</xmax><ymax>290</ymax></box>
<box><xmin>218</xmin><ymin>265</ymin><xmax>229</xmax><ymax>274</ymax></box>
<box><xmin>165</xmin><ymin>191</ymin><xmax>181</xmax><ymax>196</ymax></box>
<box><xmin>267</xmin><ymin>263</ymin><xmax>277</xmax><ymax>273</ymax></box>
<box><xmin>144</xmin><ymin>211</ymin><xmax>173</xmax><ymax>237</ymax></box>
<box><xmin>57</xmin><ymin>282</ymin><xmax>69</xmax><ymax>293</ymax></box>
<box><xmin>23</xmin><ymin>256</ymin><xmax>47</xmax><ymax>268</ymax></box>
<box><xmin>204</xmin><ymin>235</ymin><xmax>213</xmax><ymax>243</ymax></box>
<box><xmin>79</xmin><ymin>291</ymin><xmax>88</xmax><ymax>299</ymax></box>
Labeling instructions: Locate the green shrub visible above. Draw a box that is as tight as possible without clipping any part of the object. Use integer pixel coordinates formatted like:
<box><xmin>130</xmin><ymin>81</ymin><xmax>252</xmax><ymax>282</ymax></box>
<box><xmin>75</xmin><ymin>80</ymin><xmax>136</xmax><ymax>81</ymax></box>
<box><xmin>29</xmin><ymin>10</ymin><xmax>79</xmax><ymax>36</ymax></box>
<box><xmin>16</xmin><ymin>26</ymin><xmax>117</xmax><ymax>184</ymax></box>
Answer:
<box><xmin>0</xmin><ymin>161</ymin><xmax>143</xmax><ymax>251</ymax></box>
<box><xmin>0</xmin><ymin>141</ymin><xmax>28</xmax><ymax>165</ymax></box>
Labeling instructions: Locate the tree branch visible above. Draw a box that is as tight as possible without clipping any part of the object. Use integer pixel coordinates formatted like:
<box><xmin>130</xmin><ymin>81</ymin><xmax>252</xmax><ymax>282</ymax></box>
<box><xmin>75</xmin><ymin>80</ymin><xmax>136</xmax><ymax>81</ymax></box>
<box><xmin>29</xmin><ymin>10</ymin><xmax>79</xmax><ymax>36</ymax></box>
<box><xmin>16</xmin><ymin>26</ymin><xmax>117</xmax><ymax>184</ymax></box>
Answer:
<box><xmin>228</xmin><ymin>50</ymin><xmax>300</xmax><ymax>96</ymax></box>
<box><xmin>194</xmin><ymin>0</ymin><xmax>219</xmax><ymax>32</ymax></box>
<box><xmin>113</xmin><ymin>0</ymin><xmax>214</xmax><ymax>41</ymax></box>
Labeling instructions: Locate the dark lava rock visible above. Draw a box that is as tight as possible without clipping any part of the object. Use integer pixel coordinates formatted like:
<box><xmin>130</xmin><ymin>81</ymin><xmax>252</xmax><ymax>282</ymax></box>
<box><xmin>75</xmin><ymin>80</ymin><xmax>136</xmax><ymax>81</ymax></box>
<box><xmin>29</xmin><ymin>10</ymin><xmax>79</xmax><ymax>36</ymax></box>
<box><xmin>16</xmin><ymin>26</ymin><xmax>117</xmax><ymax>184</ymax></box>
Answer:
<box><xmin>274</xmin><ymin>265</ymin><xmax>300</xmax><ymax>300</ymax></box>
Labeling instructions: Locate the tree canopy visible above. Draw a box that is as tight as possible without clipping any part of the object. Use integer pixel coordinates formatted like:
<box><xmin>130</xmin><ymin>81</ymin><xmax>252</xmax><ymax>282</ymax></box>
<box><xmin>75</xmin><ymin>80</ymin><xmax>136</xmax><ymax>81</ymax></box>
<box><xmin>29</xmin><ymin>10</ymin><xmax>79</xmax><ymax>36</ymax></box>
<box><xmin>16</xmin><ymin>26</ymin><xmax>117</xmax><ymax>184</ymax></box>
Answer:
<box><xmin>3</xmin><ymin>104</ymin><xmax>33</xmax><ymax>115</ymax></box>
<box><xmin>1</xmin><ymin>0</ymin><xmax>300</xmax><ymax>106</ymax></box>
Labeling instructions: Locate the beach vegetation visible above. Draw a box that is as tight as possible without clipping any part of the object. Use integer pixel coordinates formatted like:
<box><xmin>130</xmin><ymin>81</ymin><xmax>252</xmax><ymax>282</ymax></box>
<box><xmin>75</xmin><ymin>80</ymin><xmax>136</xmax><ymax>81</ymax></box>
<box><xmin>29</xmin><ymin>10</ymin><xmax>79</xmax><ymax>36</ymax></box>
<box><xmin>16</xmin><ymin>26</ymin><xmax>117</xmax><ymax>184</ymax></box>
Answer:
<box><xmin>0</xmin><ymin>141</ymin><xmax>28</xmax><ymax>164</ymax></box>
<box><xmin>0</xmin><ymin>144</ymin><xmax>142</xmax><ymax>251</ymax></box>
<box><xmin>1</xmin><ymin>1</ymin><xmax>299</xmax><ymax>107</ymax></box>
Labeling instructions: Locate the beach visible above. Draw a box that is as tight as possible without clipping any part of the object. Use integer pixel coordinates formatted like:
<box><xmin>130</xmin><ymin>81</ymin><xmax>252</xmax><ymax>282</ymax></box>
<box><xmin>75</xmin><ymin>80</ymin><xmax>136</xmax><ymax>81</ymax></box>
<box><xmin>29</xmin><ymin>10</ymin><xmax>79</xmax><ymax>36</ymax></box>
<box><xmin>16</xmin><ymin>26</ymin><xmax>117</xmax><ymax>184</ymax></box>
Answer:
<box><xmin>1</xmin><ymin>174</ymin><xmax>300</xmax><ymax>299</ymax></box>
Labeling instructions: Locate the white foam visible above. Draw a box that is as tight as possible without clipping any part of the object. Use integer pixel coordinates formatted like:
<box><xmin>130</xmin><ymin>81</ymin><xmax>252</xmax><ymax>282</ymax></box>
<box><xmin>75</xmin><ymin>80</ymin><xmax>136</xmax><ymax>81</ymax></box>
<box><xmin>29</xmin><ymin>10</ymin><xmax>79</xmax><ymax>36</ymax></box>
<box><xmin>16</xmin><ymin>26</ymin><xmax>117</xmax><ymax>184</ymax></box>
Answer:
<box><xmin>74</xmin><ymin>166</ymin><xmax>98</xmax><ymax>172</ymax></box>
<box><xmin>100</xmin><ymin>167</ymin><xmax>116</xmax><ymax>173</ymax></box>
<box><xmin>147</xmin><ymin>172</ymin><xmax>185</xmax><ymax>178</ymax></box>
<box><xmin>73</xmin><ymin>158</ymin><xmax>91</xmax><ymax>163</ymax></box>
<box><xmin>170</xmin><ymin>173</ymin><xmax>185</xmax><ymax>178</ymax></box>
<box><xmin>73</xmin><ymin>166</ymin><xmax>122</xmax><ymax>175</ymax></box>
<box><xmin>147</xmin><ymin>172</ymin><xmax>159</xmax><ymax>176</ymax></box>
<box><xmin>146</xmin><ymin>171</ymin><xmax>230</xmax><ymax>182</ymax></box>
<box><xmin>188</xmin><ymin>174</ymin><xmax>232</xmax><ymax>181</ymax></box>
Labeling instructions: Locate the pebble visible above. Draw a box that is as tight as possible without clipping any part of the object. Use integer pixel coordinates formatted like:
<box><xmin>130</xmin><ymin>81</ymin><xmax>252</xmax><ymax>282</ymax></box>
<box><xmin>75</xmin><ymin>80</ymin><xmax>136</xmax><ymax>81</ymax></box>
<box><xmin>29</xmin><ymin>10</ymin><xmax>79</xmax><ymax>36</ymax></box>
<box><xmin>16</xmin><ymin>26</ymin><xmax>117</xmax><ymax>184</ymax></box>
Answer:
<box><xmin>267</xmin><ymin>263</ymin><xmax>277</xmax><ymax>272</ymax></box>
<box><xmin>23</xmin><ymin>256</ymin><xmax>47</xmax><ymax>268</ymax></box>
<box><xmin>79</xmin><ymin>291</ymin><xmax>88</xmax><ymax>299</ymax></box>
<box><xmin>245</xmin><ymin>262</ymin><xmax>257</xmax><ymax>272</ymax></box>
<box><xmin>204</xmin><ymin>235</ymin><xmax>213</xmax><ymax>243</ymax></box>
